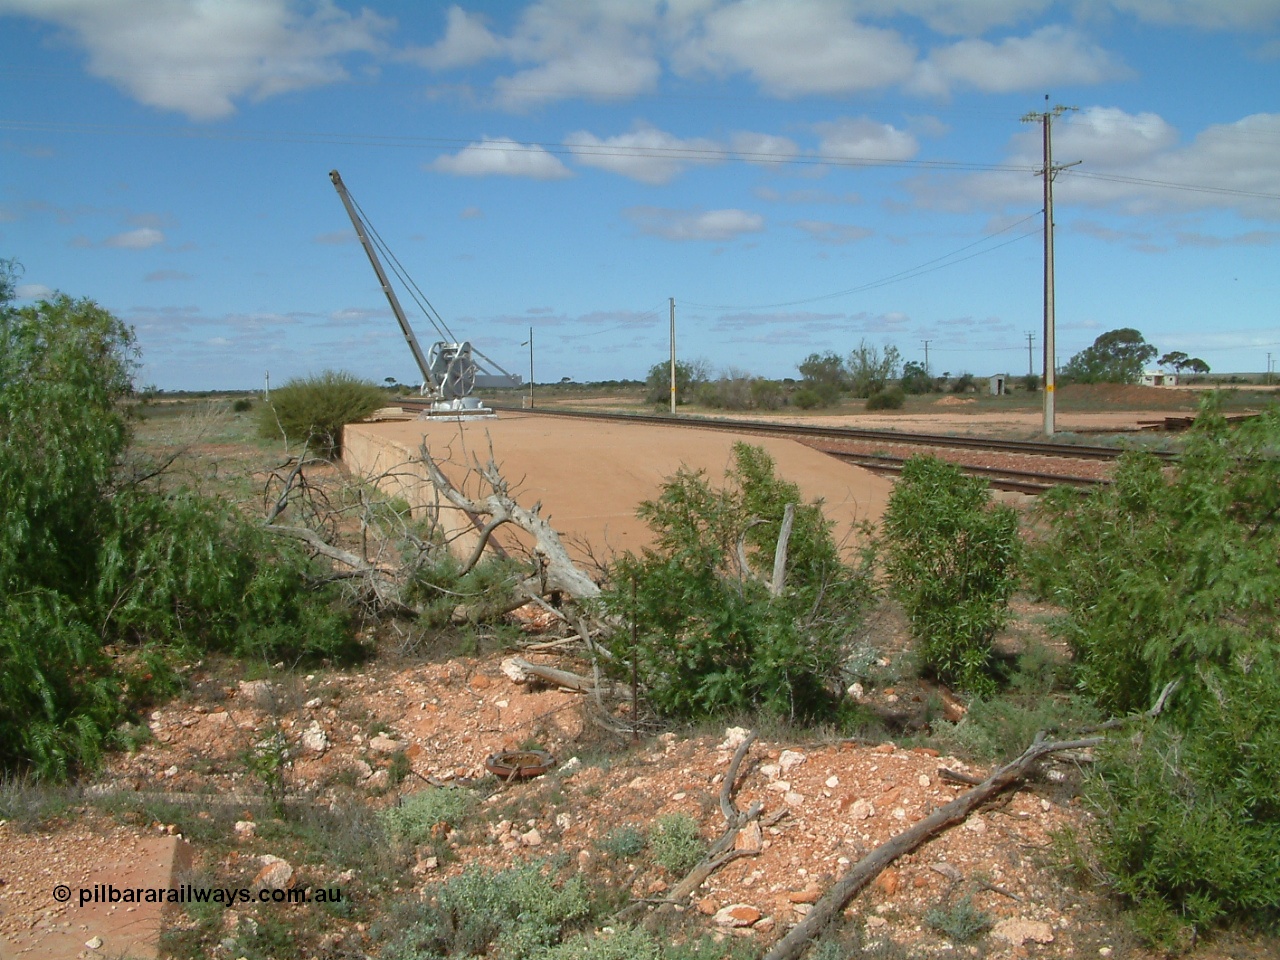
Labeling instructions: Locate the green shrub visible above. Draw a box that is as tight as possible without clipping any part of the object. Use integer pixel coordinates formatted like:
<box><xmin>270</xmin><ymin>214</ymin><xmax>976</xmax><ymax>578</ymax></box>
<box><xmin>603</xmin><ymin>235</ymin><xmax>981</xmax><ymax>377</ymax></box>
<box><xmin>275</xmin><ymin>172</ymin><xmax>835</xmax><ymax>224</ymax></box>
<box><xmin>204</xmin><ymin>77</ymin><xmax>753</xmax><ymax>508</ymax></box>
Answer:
<box><xmin>649</xmin><ymin>813</ymin><xmax>704</xmax><ymax>875</ymax></box>
<box><xmin>865</xmin><ymin>387</ymin><xmax>905</xmax><ymax>410</ymax></box>
<box><xmin>232</xmin><ymin>397</ymin><xmax>254</xmax><ymax>412</ymax></box>
<box><xmin>597</xmin><ymin>824</ymin><xmax>647</xmax><ymax>859</ymax></box>
<box><xmin>601</xmin><ymin>443</ymin><xmax>875</xmax><ymax>721</ymax></box>
<box><xmin>925</xmin><ymin>895</ymin><xmax>993</xmax><ymax>942</ymax></box>
<box><xmin>381</xmin><ymin>788</ymin><xmax>475</xmax><ymax>846</ymax></box>
<box><xmin>257</xmin><ymin>369</ymin><xmax>385</xmax><ymax>457</ymax></box>
<box><xmin>880</xmin><ymin>456</ymin><xmax>1019</xmax><ymax>695</ymax></box>
<box><xmin>1033</xmin><ymin>399</ymin><xmax>1280</xmax><ymax>940</ymax></box>
<box><xmin>386</xmin><ymin>861</ymin><xmax>593</xmax><ymax>959</ymax></box>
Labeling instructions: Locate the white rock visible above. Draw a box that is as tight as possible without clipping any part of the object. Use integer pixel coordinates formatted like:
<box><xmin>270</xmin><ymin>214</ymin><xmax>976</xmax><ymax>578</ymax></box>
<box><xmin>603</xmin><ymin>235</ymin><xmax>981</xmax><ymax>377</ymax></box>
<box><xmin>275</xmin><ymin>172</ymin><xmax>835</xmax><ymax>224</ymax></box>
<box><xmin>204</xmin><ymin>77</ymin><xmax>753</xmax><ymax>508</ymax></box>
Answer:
<box><xmin>368</xmin><ymin>733</ymin><xmax>404</xmax><ymax>754</ymax></box>
<box><xmin>784</xmin><ymin>791</ymin><xmax>805</xmax><ymax>807</ymax></box>
<box><xmin>851</xmin><ymin>799</ymin><xmax>875</xmax><ymax>821</ymax></box>
<box><xmin>918</xmin><ymin>774</ymin><xmax>931</xmax><ymax>787</ymax></box>
<box><xmin>993</xmin><ymin>919</ymin><xmax>1054</xmax><ymax>946</ymax></box>
<box><xmin>301</xmin><ymin>721</ymin><xmax>329</xmax><ymax>754</ymax></box>
<box><xmin>963</xmin><ymin>816</ymin><xmax>987</xmax><ymax>834</ymax></box>
<box><xmin>719</xmin><ymin>726</ymin><xmax>751</xmax><ymax>750</ymax></box>
<box><xmin>501</xmin><ymin>657</ymin><xmax>530</xmax><ymax>683</ymax></box>
<box><xmin>825</xmin><ymin>775</ymin><xmax>840</xmax><ymax>788</ymax></box>
<box><xmin>237</xmin><ymin>680</ymin><xmax>276</xmax><ymax>708</ymax></box>
<box><xmin>847</xmin><ymin>682</ymin><xmax>865</xmax><ymax>699</ymax></box>
<box><xmin>713</xmin><ymin>904</ymin><xmax>761</xmax><ymax>927</ymax></box>
<box><xmin>521</xmin><ymin>828</ymin><xmax>543</xmax><ymax>847</ymax></box>
<box><xmin>85</xmin><ymin>936</ymin><xmax>103</xmax><ymax>950</ymax></box>
<box><xmin>778</xmin><ymin>749</ymin><xmax>806</xmax><ymax>773</ymax></box>
<box><xmin>234</xmin><ymin>820</ymin><xmax>256</xmax><ymax>841</ymax></box>
<box><xmin>759</xmin><ymin>763</ymin><xmax>782</xmax><ymax>781</ymax></box>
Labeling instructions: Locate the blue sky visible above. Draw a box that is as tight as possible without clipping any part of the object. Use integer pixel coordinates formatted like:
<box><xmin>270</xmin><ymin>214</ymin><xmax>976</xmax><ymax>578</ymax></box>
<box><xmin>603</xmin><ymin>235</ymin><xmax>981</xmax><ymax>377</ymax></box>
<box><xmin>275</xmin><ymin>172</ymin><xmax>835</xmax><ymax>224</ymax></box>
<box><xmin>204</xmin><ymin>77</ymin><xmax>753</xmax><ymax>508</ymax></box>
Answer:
<box><xmin>2</xmin><ymin>0</ymin><xmax>1278</xmax><ymax>391</ymax></box>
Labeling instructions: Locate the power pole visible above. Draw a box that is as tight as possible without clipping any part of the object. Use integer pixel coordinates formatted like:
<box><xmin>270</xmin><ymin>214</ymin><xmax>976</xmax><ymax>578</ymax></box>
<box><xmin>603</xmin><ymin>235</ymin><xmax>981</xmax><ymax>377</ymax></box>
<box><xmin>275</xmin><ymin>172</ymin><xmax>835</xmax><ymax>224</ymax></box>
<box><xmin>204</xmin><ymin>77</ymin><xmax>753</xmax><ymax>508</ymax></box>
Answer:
<box><xmin>1022</xmin><ymin>97</ymin><xmax>1078</xmax><ymax>436</ymax></box>
<box><xmin>521</xmin><ymin>327</ymin><xmax>534</xmax><ymax>408</ymax></box>
<box><xmin>921</xmin><ymin>339</ymin><xmax>931</xmax><ymax>372</ymax></box>
<box><xmin>1025</xmin><ymin>332</ymin><xmax>1035</xmax><ymax>377</ymax></box>
<box><xmin>669</xmin><ymin>297</ymin><xmax>677</xmax><ymax>415</ymax></box>
<box><xmin>264</xmin><ymin>370</ymin><xmax>270</xmax><ymax>402</ymax></box>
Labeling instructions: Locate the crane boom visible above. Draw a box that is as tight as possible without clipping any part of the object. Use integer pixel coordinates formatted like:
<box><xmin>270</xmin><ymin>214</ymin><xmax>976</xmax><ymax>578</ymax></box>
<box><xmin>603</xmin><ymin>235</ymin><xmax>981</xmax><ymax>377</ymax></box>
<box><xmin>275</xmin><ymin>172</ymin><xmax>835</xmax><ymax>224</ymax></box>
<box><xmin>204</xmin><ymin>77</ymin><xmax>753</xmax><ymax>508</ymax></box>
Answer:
<box><xmin>328</xmin><ymin>169</ymin><xmax>437</xmax><ymax>393</ymax></box>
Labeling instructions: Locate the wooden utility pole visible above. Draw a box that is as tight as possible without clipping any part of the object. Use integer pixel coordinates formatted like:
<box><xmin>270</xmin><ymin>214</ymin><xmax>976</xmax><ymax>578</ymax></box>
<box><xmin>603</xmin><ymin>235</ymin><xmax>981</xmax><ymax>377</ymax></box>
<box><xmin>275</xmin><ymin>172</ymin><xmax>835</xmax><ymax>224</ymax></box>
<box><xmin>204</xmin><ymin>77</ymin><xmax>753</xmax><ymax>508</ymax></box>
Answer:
<box><xmin>669</xmin><ymin>297</ymin><xmax>677</xmax><ymax>414</ymax></box>
<box><xmin>1022</xmin><ymin>97</ymin><xmax>1078</xmax><ymax>436</ymax></box>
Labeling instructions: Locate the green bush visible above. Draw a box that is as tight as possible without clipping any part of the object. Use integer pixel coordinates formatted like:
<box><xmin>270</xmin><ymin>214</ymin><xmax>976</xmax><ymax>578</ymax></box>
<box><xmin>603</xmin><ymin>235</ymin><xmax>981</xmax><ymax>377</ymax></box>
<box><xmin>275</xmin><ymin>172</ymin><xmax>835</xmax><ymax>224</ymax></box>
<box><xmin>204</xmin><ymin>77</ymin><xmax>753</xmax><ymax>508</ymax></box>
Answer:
<box><xmin>386</xmin><ymin>861</ymin><xmax>593</xmax><ymax>959</ymax></box>
<box><xmin>1032</xmin><ymin>400</ymin><xmax>1280</xmax><ymax>940</ymax></box>
<box><xmin>880</xmin><ymin>456</ymin><xmax>1019</xmax><ymax>695</ymax></box>
<box><xmin>865</xmin><ymin>387</ymin><xmax>905</xmax><ymax>410</ymax></box>
<box><xmin>0</xmin><ymin>282</ymin><xmax>363</xmax><ymax>778</ymax></box>
<box><xmin>649</xmin><ymin>813</ymin><xmax>703</xmax><ymax>875</ymax></box>
<box><xmin>258</xmin><ymin>369</ymin><xmax>385</xmax><ymax>457</ymax></box>
<box><xmin>381</xmin><ymin>788</ymin><xmax>475</xmax><ymax>846</ymax></box>
<box><xmin>601</xmin><ymin>443</ymin><xmax>875</xmax><ymax>722</ymax></box>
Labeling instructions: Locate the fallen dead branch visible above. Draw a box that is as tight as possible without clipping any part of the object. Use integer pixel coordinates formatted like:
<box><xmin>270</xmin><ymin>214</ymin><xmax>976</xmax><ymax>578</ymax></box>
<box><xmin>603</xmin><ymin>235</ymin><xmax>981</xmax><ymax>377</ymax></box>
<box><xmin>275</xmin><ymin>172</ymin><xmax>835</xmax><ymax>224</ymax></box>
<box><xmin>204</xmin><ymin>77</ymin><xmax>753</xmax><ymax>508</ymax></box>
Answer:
<box><xmin>502</xmin><ymin>656</ymin><xmax>632</xmax><ymax>700</ymax></box>
<box><xmin>418</xmin><ymin>441</ymin><xmax>601</xmax><ymax>602</ymax></box>
<box><xmin>763</xmin><ymin>680</ymin><xmax>1181</xmax><ymax>960</ymax></box>
<box><xmin>618</xmin><ymin>731</ymin><xmax>778</xmax><ymax>926</ymax></box>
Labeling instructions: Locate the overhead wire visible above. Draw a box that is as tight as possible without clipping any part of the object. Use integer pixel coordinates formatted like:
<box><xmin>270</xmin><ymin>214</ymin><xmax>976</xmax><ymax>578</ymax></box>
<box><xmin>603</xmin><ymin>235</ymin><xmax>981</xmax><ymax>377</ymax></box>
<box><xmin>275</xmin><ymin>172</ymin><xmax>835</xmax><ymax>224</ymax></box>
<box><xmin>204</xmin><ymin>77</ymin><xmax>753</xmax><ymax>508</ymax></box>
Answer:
<box><xmin>685</xmin><ymin>210</ymin><xmax>1043</xmax><ymax>311</ymax></box>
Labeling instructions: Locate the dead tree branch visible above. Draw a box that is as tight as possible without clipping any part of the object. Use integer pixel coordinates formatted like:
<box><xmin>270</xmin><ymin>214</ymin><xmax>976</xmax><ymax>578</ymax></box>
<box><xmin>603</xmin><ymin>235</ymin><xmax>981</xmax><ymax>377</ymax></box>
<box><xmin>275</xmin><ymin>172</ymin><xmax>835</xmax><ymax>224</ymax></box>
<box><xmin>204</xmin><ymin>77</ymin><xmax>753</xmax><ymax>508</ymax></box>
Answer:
<box><xmin>770</xmin><ymin>503</ymin><xmax>796</xmax><ymax>597</ymax></box>
<box><xmin>762</xmin><ymin>734</ymin><xmax>1103</xmax><ymax>960</ymax></box>
<box><xmin>418</xmin><ymin>442</ymin><xmax>600</xmax><ymax>601</ymax></box>
<box><xmin>619</xmin><ymin>731</ymin><xmax>771</xmax><ymax>925</ymax></box>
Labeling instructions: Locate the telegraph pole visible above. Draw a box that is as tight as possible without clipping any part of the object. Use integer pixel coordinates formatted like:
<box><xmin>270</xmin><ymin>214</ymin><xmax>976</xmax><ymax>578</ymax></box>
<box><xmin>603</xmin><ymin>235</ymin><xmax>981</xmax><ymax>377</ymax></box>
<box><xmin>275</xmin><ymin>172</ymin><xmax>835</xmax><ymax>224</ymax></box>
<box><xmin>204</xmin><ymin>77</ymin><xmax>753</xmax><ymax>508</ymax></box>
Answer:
<box><xmin>1025</xmin><ymin>332</ymin><xmax>1035</xmax><ymax>377</ymax></box>
<box><xmin>1022</xmin><ymin>97</ymin><xmax>1078</xmax><ymax>436</ymax></box>
<box><xmin>669</xmin><ymin>297</ymin><xmax>677</xmax><ymax>414</ymax></box>
<box><xmin>921</xmin><ymin>339</ymin><xmax>931</xmax><ymax>372</ymax></box>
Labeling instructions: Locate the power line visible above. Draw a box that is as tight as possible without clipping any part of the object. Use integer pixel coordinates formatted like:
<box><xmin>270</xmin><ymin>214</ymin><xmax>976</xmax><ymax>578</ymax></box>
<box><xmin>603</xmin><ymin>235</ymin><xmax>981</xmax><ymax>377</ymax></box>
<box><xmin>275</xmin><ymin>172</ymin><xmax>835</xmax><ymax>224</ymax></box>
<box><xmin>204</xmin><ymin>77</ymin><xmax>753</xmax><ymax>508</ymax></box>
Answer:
<box><xmin>685</xmin><ymin>211</ymin><xmax>1043</xmax><ymax>311</ymax></box>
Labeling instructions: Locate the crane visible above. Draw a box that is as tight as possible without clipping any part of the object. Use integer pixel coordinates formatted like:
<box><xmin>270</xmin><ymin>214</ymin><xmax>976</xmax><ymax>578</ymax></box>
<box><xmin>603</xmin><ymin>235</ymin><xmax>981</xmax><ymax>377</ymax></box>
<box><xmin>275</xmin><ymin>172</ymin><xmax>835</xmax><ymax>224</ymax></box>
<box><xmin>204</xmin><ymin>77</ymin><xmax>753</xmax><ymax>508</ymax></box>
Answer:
<box><xmin>329</xmin><ymin>169</ymin><xmax>518</xmax><ymax>417</ymax></box>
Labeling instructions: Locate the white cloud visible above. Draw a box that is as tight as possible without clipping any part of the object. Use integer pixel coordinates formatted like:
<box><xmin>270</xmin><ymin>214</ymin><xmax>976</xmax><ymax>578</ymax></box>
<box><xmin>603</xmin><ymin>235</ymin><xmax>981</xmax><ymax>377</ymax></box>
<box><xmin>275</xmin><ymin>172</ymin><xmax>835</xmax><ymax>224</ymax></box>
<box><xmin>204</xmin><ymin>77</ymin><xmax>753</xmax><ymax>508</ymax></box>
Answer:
<box><xmin>430</xmin><ymin>138</ymin><xmax>573</xmax><ymax>179</ymax></box>
<box><xmin>626</xmin><ymin>206</ymin><xmax>765</xmax><ymax>241</ymax></box>
<box><xmin>912</xmin><ymin>26</ymin><xmax>1127</xmax><ymax>95</ymax></box>
<box><xmin>814</xmin><ymin>118</ymin><xmax>919</xmax><ymax>163</ymax></box>
<box><xmin>673</xmin><ymin>0</ymin><xmax>916</xmax><ymax>95</ymax></box>
<box><xmin>1108</xmin><ymin>0</ymin><xmax>1280</xmax><ymax>29</ymax></box>
<box><xmin>105</xmin><ymin>227</ymin><xmax>164</xmax><ymax>249</ymax></box>
<box><xmin>566</xmin><ymin>125</ymin><xmax>722</xmax><ymax>184</ymax></box>
<box><xmin>731</xmin><ymin>131</ymin><xmax>801</xmax><ymax>164</ymax></box>
<box><xmin>858</xmin><ymin>0</ymin><xmax>1053</xmax><ymax>35</ymax></box>
<box><xmin>918</xmin><ymin>109</ymin><xmax>1280</xmax><ymax>223</ymax></box>
<box><xmin>794</xmin><ymin>220</ymin><xmax>874</xmax><ymax>244</ymax></box>
<box><xmin>15</xmin><ymin>283</ymin><xmax>55</xmax><ymax>299</ymax></box>
<box><xmin>408</xmin><ymin>5</ymin><xmax>502</xmax><ymax>69</ymax></box>
<box><xmin>0</xmin><ymin>0</ymin><xmax>389</xmax><ymax>120</ymax></box>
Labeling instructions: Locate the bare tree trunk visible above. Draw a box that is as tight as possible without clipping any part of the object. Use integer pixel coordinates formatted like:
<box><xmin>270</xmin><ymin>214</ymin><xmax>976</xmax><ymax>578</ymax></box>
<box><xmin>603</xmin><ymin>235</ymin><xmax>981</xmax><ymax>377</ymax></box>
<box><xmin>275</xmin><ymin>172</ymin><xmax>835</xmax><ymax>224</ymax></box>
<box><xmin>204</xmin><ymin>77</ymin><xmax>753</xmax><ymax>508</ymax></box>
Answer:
<box><xmin>418</xmin><ymin>443</ymin><xmax>600</xmax><ymax>601</ymax></box>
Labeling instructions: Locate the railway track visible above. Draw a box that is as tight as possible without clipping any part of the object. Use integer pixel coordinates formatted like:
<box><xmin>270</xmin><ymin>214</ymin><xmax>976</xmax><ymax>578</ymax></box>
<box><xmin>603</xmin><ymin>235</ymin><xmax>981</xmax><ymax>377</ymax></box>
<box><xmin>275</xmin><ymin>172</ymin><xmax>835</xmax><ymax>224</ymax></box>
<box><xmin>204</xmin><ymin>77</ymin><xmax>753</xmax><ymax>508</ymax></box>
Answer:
<box><xmin>404</xmin><ymin>401</ymin><xmax>1163</xmax><ymax>493</ymax></box>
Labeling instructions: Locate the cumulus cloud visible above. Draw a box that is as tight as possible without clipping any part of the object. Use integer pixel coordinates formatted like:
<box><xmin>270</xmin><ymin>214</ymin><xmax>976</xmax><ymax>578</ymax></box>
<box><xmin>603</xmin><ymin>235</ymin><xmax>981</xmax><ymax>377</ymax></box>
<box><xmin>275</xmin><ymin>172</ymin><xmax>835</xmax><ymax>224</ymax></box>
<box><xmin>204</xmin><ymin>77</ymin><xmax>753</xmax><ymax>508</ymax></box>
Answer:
<box><xmin>566</xmin><ymin>125</ymin><xmax>722</xmax><ymax>184</ymax></box>
<box><xmin>911</xmin><ymin>26</ymin><xmax>1128</xmax><ymax>95</ymax></box>
<box><xmin>430</xmin><ymin>137</ymin><xmax>573</xmax><ymax>179</ymax></box>
<box><xmin>105</xmin><ymin>227</ymin><xmax>164</xmax><ymax>249</ymax></box>
<box><xmin>626</xmin><ymin>206</ymin><xmax>765</xmax><ymax>241</ymax></box>
<box><xmin>673</xmin><ymin>0</ymin><xmax>915</xmax><ymax>95</ymax></box>
<box><xmin>814</xmin><ymin>118</ymin><xmax>919</xmax><ymax>163</ymax></box>
<box><xmin>0</xmin><ymin>0</ymin><xmax>390</xmax><ymax>120</ymax></box>
<box><xmin>408</xmin><ymin>5</ymin><xmax>502</xmax><ymax>69</ymax></box>
<box><xmin>730</xmin><ymin>131</ymin><xmax>801</xmax><ymax>164</ymax></box>
<box><xmin>916</xmin><ymin>108</ymin><xmax>1280</xmax><ymax>224</ymax></box>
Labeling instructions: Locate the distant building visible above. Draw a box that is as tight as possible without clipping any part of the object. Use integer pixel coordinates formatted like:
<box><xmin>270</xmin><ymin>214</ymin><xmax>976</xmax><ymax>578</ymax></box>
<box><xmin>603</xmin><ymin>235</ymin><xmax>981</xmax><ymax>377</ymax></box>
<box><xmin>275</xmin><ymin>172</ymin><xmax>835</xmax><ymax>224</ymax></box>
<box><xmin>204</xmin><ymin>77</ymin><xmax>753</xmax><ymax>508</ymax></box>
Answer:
<box><xmin>1141</xmin><ymin>370</ymin><xmax>1180</xmax><ymax>387</ymax></box>
<box><xmin>989</xmin><ymin>374</ymin><xmax>1007</xmax><ymax>395</ymax></box>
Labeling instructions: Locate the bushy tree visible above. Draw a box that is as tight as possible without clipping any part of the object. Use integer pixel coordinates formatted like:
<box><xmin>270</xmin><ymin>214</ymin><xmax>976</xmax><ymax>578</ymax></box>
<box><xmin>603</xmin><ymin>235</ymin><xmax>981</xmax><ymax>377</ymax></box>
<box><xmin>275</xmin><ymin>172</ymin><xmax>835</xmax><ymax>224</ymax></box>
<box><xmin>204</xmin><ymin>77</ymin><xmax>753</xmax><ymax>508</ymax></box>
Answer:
<box><xmin>880</xmin><ymin>456</ymin><xmax>1019</xmax><ymax>695</ymax></box>
<box><xmin>258</xmin><ymin>370</ymin><xmax>386</xmax><ymax>457</ymax></box>
<box><xmin>1031</xmin><ymin>399</ymin><xmax>1280</xmax><ymax>941</ymax></box>
<box><xmin>847</xmin><ymin>340</ymin><xmax>901</xmax><ymax>398</ymax></box>
<box><xmin>796</xmin><ymin>351</ymin><xmax>846</xmax><ymax>408</ymax></box>
<box><xmin>602</xmin><ymin>444</ymin><xmax>874</xmax><ymax>722</ymax></box>
<box><xmin>1061</xmin><ymin>328</ymin><xmax>1156</xmax><ymax>384</ymax></box>
<box><xmin>899</xmin><ymin>360</ymin><xmax>934</xmax><ymax>395</ymax></box>
<box><xmin>644</xmin><ymin>358</ymin><xmax>709</xmax><ymax>406</ymax></box>
<box><xmin>1</xmin><ymin>282</ymin><xmax>358</xmax><ymax>777</ymax></box>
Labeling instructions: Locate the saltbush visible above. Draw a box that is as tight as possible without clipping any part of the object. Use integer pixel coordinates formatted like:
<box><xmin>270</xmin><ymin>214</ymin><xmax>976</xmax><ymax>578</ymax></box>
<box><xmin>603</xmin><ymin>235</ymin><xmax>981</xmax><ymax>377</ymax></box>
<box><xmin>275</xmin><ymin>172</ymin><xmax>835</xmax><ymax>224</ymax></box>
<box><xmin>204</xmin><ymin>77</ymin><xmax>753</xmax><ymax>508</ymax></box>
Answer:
<box><xmin>865</xmin><ymin>387</ymin><xmax>905</xmax><ymax>410</ymax></box>
<box><xmin>880</xmin><ymin>456</ymin><xmax>1019</xmax><ymax>695</ymax></box>
<box><xmin>601</xmin><ymin>443</ymin><xmax>874</xmax><ymax>722</ymax></box>
<box><xmin>258</xmin><ymin>369</ymin><xmax>385</xmax><ymax>457</ymax></box>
